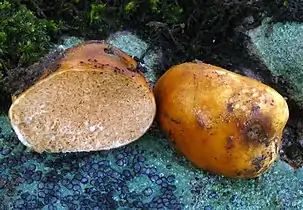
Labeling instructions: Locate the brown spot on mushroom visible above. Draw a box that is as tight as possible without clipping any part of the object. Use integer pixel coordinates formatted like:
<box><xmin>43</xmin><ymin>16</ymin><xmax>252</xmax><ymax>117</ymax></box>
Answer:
<box><xmin>236</xmin><ymin>171</ymin><xmax>242</xmax><ymax>177</ymax></box>
<box><xmin>252</xmin><ymin>155</ymin><xmax>267</xmax><ymax>171</ymax></box>
<box><xmin>227</xmin><ymin>102</ymin><xmax>234</xmax><ymax>113</ymax></box>
<box><xmin>169</xmin><ymin>118</ymin><xmax>181</xmax><ymax>124</ymax></box>
<box><xmin>241</xmin><ymin>113</ymin><xmax>273</xmax><ymax>146</ymax></box>
<box><xmin>226</xmin><ymin>136</ymin><xmax>234</xmax><ymax>149</ymax></box>
<box><xmin>251</xmin><ymin>105</ymin><xmax>260</xmax><ymax>116</ymax></box>
<box><xmin>243</xmin><ymin>121</ymin><xmax>269</xmax><ymax>144</ymax></box>
<box><xmin>104</xmin><ymin>47</ymin><xmax>115</xmax><ymax>55</ymax></box>
<box><xmin>224</xmin><ymin>117</ymin><xmax>231</xmax><ymax>123</ymax></box>
<box><xmin>195</xmin><ymin>111</ymin><xmax>207</xmax><ymax>128</ymax></box>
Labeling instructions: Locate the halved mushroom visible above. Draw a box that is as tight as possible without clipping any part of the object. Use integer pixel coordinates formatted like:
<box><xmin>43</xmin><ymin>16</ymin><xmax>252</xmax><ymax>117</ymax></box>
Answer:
<box><xmin>8</xmin><ymin>41</ymin><xmax>156</xmax><ymax>153</ymax></box>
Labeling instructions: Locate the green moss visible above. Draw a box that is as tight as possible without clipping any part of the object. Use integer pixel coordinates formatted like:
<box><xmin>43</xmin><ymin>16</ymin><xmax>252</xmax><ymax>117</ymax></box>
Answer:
<box><xmin>0</xmin><ymin>0</ymin><xmax>59</xmax><ymax>72</ymax></box>
<box><xmin>89</xmin><ymin>3</ymin><xmax>107</xmax><ymax>24</ymax></box>
<box><xmin>124</xmin><ymin>1</ymin><xmax>137</xmax><ymax>13</ymax></box>
<box><xmin>149</xmin><ymin>0</ymin><xmax>160</xmax><ymax>12</ymax></box>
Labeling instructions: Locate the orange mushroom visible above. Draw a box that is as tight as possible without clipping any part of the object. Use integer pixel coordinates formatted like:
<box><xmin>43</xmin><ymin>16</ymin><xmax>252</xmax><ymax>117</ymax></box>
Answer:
<box><xmin>9</xmin><ymin>41</ymin><xmax>156</xmax><ymax>153</ymax></box>
<box><xmin>154</xmin><ymin>62</ymin><xmax>289</xmax><ymax>178</ymax></box>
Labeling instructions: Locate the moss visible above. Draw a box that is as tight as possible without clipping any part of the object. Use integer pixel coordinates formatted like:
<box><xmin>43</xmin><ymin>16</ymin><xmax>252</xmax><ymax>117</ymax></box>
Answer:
<box><xmin>124</xmin><ymin>1</ymin><xmax>137</xmax><ymax>13</ymax></box>
<box><xmin>0</xmin><ymin>0</ymin><xmax>59</xmax><ymax>72</ymax></box>
<box><xmin>89</xmin><ymin>3</ymin><xmax>107</xmax><ymax>24</ymax></box>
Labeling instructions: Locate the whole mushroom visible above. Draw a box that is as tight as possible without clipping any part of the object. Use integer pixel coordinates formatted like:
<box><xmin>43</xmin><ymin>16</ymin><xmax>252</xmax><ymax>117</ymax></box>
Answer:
<box><xmin>154</xmin><ymin>62</ymin><xmax>289</xmax><ymax>178</ymax></box>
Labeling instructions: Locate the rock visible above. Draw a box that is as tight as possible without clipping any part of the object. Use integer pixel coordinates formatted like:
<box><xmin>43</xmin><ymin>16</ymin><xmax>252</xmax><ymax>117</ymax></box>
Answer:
<box><xmin>246</xmin><ymin>20</ymin><xmax>303</xmax><ymax>109</ymax></box>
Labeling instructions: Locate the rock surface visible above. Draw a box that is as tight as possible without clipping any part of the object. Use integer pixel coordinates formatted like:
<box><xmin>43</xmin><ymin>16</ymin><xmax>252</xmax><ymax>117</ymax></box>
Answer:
<box><xmin>247</xmin><ymin>20</ymin><xmax>303</xmax><ymax>109</ymax></box>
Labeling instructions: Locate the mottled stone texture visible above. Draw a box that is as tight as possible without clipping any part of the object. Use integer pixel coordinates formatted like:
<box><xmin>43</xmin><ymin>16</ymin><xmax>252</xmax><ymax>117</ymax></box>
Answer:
<box><xmin>247</xmin><ymin>20</ymin><xmax>303</xmax><ymax>109</ymax></box>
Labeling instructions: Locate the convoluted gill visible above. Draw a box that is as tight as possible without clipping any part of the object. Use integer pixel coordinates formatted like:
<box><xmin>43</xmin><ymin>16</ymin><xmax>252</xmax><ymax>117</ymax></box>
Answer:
<box><xmin>154</xmin><ymin>62</ymin><xmax>289</xmax><ymax>178</ymax></box>
<box><xmin>9</xmin><ymin>41</ymin><xmax>156</xmax><ymax>153</ymax></box>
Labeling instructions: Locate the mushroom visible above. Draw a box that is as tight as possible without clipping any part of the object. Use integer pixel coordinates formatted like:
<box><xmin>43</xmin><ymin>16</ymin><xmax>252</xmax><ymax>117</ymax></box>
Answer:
<box><xmin>154</xmin><ymin>62</ymin><xmax>289</xmax><ymax>178</ymax></box>
<box><xmin>8</xmin><ymin>41</ymin><xmax>156</xmax><ymax>153</ymax></box>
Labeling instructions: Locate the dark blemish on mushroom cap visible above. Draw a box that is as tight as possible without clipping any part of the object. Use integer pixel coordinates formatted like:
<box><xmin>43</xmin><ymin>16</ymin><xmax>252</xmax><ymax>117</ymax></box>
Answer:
<box><xmin>245</xmin><ymin>122</ymin><xmax>268</xmax><ymax>143</ymax></box>
<box><xmin>241</xmin><ymin>114</ymin><xmax>272</xmax><ymax>146</ymax></box>
<box><xmin>127</xmin><ymin>67</ymin><xmax>135</xmax><ymax>72</ymax></box>
<box><xmin>224</xmin><ymin>117</ymin><xmax>231</xmax><ymax>123</ymax></box>
<box><xmin>104</xmin><ymin>47</ymin><xmax>115</xmax><ymax>55</ymax></box>
<box><xmin>163</xmin><ymin>112</ymin><xmax>181</xmax><ymax>125</ymax></box>
<box><xmin>127</xmin><ymin>66</ymin><xmax>142</xmax><ymax>74</ymax></box>
<box><xmin>251</xmin><ymin>105</ymin><xmax>260</xmax><ymax>116</ymax></box>
<box><xmin>195</xmin><ymin>112</ymin><xmax>206</xmax><ymax>128</ymax></box>
<box><xmin>242</xmin><ymin>120</ymin><xmax>270</xmax><ymax>147</ymax></box>
<box><xmin>227</xmin><ymin>102</ymin><xmax>234</xmax><ymax>113</ymax></box>
<box><xmin>236</xmin><ymin>168</ymin><xmax>262</xmax><ymax>178</ymax></box>
<box><xmin>226</xmin><ymin>136</ymin><xmax>234</xmax><ymax>150</ymax></box>
<box><xmin>252</xmin><ymin>155</ymin><xmax>267</xmax><ymax>172</ymax></box>
<box><xmin>236</xmin><ymin>171</ymin><xmax>242</xmax><ymax>177</ymax></box>
<box><xmin>170</xmin><ymin>118</ymin><xmax>181</xmax><ymax>124</ymax></box>
<box><xmin>235</xmin><ymin>168</ymin><xmax>261</xmax><ymax>178</ymax></box>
